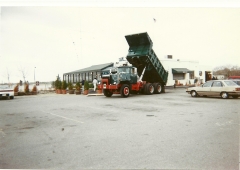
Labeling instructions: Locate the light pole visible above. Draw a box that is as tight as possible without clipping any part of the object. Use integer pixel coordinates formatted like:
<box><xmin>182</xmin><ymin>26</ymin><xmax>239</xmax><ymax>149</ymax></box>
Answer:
<box><xmin>34</xmin><ymin>67</ymin><xmax>36</xmax><ymax>82</ymax></box>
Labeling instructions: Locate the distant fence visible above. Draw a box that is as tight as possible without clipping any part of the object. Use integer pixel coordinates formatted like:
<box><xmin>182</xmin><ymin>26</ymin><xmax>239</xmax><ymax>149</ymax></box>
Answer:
<box><xmin>1</xmin><ymin>82</ymin><xmax>54</xmax><ymax>92</ymax></box>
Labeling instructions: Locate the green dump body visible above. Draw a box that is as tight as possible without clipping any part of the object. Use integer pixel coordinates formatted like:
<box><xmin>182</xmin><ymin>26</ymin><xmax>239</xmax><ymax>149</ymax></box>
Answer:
<box><xmin>125</xmin><ymin>32</ymin><xmax>168</xmax><ymax>85</ymax></box>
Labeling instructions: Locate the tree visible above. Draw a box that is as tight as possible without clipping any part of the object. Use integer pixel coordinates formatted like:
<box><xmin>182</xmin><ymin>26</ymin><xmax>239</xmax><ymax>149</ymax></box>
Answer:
<box><xmin>213</xmin><ymin>65</ymin><xmax>240</xmax><ymax>77</ymax></box>
<box><xmin>18</xmin><ymin>66</ymin><xmax>28</xmax><ymax>83</ymax></box>
<box><xmin>1</xmin><ymin>68</ymin><xmax>11</xmax><ymax>85</ymax></box>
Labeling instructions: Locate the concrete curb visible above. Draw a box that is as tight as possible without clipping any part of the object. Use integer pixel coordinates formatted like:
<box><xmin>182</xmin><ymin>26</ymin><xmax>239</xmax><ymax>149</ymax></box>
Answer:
<box><xmin>87</xmin><ymin>93</ymin><xmax>104</xmax><ymax>96</ymax></box>
<box><xmin>166</xmin><ymin>85</ymin><xmax>195</xmax><ymax>89</ymax></box>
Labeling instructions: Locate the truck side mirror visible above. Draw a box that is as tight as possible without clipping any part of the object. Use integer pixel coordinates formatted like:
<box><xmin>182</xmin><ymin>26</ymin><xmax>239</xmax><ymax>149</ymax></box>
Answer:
<box><xmin>134</xmin><ymin>68</ymin><xmax>137</xmax><ymax>74</ymax></box>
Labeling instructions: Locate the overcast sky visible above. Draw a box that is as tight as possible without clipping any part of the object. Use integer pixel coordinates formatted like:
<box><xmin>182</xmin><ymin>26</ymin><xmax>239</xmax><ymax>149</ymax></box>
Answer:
<box><xmin>1</xmin><ymin>1</ymin><xmax>240</xmax><ymax>83</ymax></box>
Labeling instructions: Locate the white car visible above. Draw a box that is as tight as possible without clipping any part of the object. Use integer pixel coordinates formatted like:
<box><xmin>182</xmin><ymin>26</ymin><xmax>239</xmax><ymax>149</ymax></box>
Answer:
<box><xmin>0</xmin><ymin>85</ymin><xmax>14</xmax><ymax>99</ymax></box>
<box><xmin>186</xmin><ymin>80</ymin><xmax>240</xmax><ymax>99</ymax></box>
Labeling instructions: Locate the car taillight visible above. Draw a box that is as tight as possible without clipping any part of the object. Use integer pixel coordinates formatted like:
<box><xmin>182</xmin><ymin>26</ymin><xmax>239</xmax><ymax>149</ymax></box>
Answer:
<box><xmin>235</xmin><ymin>88</ymin><xmax>240</xmax><ymax>91</ymax></box>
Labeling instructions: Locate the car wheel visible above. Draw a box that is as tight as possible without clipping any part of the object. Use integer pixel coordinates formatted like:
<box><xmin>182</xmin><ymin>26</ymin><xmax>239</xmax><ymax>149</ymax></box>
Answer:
<box><xmin>221</xmin><ymin>92</ymin><xmax>229</xmax><ymax>99</ymax></box>
<box><xmin>191</xmin><ymin>90</ymin><xmax>198</xmax><ymax>97</ymax></box>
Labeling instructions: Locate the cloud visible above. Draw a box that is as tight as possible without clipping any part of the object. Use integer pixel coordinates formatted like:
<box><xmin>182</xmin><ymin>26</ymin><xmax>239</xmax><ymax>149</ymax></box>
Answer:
<box><xmin>1</xmin><ymin>7</ymin><xmax>240</xmax><ymax>83</ymax></box>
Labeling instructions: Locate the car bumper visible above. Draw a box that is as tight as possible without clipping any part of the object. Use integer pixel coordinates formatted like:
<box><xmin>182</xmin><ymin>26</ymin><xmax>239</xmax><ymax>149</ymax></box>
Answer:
<box><xmin>0</xmin><ymin>91</ymin><xmax>14</xmax><ymax>97</ymax></box>
<box><xmin>228</xmin><ymin>92</ymin><xmax>240</xmax><ymax>96</ymax></box>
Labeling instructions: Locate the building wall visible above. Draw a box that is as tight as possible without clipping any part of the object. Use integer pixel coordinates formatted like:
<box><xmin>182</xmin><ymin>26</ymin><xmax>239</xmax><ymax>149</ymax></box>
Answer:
<box><xmin>63</xmin><ymin>71</ymin><xmax>102</xmax><ymax>84</ymax></box>
<box><xmin>160</xmin><ymin>59</ymin><xmax>213</xmax><ymax>86</ymax></box>
<box><xmin>213</xmin><ymin>74</ymin><xmax>225</xmax><ymax>80</ymax></box>
<box><xmin>63</xmin><ymin>59</ymin><xmax>212</xmax><ymax>86</ymax></box>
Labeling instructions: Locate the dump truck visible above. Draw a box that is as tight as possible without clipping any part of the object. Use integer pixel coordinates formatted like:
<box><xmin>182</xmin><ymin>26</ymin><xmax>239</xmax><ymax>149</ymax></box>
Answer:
<box><xmin>98</xmin><ymin>32</ymin><xmax>168</xmax><ymax>98</ymax></box>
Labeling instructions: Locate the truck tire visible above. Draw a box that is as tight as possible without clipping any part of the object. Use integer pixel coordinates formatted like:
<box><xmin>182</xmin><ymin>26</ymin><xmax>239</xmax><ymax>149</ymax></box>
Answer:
<box><xmin>143</xmin><ymin>83</ymin><xmax>149</xmax><ymax>94</ymax></box>
<box><xmin>121</xmin><ymin>84</ymin><xmax>130</xmax><ymax>98</ymax></box>
<box><xmin>103</xmin><ymin>89</ymin><xmax>113</xmax><ymax>97</ymax></box>
<box><xmin>154</xmin><ymin>83</ymin><xmax>161</xmax><ymax>94</ymax></box>
<box><xmin>145</xmin><ymin>83</ymin><xmax>154</xmax><ymax>95</ymax></box>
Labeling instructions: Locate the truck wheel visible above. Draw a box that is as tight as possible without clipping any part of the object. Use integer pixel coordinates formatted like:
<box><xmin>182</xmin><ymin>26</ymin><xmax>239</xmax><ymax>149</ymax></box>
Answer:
<box><xmin>10</xmin><ymin>96</ymin><xmax>14</xmax><ymax>99</ymax></box>
<box><xmin>103</xmin><ymin>90</ymin><xmax>113</xmax><ymax>97</ymax></box>
<box><xmin>121</xmin><ymin>84</ymin><xmax>130</xmax><ymax>98</ymax></box>
<box><xmin>143</xmin><ymin>83</ymin><xmax>149</xmax><ymax>94</ymax></box>
<box><xmin>154</xmin><ymin>83</ymin><xmax>161</xmax><ymax>94</ymax></box>
<box><xmin>145</xmin><ymin>83</ymin><xmax>154</xmax><ymax>95</ymax></box>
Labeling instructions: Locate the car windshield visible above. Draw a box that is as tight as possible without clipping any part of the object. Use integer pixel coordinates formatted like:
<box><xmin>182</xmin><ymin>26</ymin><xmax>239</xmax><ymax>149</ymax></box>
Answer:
<box><xmin>224</xmin><ymin>80</ymin><xmax>238</xmax><ymax>86</ymax></box>
<box><xmin>233</xmin><ymin>80</ymin><xmax>240</xmax><ymax>86</ymax></box>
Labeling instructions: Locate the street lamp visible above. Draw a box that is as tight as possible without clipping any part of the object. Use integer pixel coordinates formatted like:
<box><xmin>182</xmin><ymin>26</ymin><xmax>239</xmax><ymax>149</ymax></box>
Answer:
<box><xmin>34</xmin><ymin>67</ymin><xmax>36</xmax><ymax>82</ymax></box>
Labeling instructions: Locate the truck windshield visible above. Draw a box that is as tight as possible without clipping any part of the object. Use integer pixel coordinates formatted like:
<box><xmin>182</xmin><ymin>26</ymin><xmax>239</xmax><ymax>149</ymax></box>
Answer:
<box><xmin>102</xmin><ymin>71</ymin><xmax>110</xmax><ymax>75</ymax></box>
<box><xmin>118</xmin><ymin>67</ymin><xmax>130</xmax><ymax>73</ymax></box>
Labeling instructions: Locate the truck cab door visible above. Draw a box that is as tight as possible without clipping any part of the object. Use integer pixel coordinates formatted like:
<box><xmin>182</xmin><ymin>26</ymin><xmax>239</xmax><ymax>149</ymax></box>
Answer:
<box><xmin>130</xmin><ymin>67</ymin><xmax>137</xmax><ymax>84</ymax></box>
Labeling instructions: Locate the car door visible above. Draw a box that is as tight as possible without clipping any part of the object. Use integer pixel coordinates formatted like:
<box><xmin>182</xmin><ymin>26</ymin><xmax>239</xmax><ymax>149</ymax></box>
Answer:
<box><xmin>210</xmin><ymin>81</ymin><xmax>223</xmax><ymax>96</ymax></box>
<box><xmin>198</xmin><ymin>81</ymin><xmax>213</xmax><ymax>96</ymax></box>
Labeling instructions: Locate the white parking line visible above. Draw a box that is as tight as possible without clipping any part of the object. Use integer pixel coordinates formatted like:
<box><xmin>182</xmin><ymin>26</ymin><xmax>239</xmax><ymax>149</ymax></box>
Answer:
<box><xmin>42</xmin><ymin>110</ymin><xmax>84</xmax><ymax>124</ymax></box>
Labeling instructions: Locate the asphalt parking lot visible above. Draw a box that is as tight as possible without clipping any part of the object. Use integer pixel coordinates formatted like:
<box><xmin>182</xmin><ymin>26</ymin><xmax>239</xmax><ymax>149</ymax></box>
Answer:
<box><xmin>0</xmin><ymin>88</ymin><xmax>239</xmax><ymax>169</ymax></box>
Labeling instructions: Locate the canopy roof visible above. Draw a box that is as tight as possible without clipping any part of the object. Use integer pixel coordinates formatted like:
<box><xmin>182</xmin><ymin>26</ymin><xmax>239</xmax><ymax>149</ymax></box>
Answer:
<box><xmin>172</xmin><ymin>68</ymin><xmax>193</xmax><ymax>73</ymax></box>
<box><xmin>64</xmin><ymin>63</ymin><xmax>114</xmax><ymax>74</ymax></box>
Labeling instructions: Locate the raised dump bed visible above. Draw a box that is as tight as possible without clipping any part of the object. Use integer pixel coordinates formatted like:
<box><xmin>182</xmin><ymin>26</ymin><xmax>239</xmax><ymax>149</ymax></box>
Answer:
<box><xmin>125</xmin><ymin>32</ymin><xmax>168</xmax><ymax>85</ymax></box>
